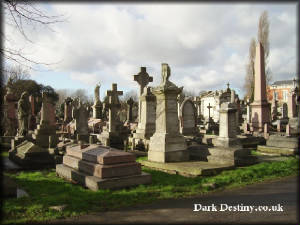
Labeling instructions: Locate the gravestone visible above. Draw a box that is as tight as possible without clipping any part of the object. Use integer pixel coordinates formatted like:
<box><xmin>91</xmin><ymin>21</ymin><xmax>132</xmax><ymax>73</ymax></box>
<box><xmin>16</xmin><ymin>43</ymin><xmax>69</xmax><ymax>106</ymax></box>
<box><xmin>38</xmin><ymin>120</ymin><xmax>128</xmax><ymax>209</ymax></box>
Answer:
<box><xmin>32</xmin><ymin>92</ymin><xmax>58</xmax><ymax>148</ymax></box>
<box><xmin>282</xmin><ymin>103</ymin><xmax>288</xmax><ymax>119</ymax></box>
<box><xmin>73</xmin><ymin>99</ymin><xmax>90</xmax><ymax>142</ymax></box>
<box><xmin>98</xmin><ymin>84</ymin><xmax>125</xmax><ymax>148</ymax></box>
<box><xmin>148</xmin><ymin>63</ymin><xmax>188</xmax><ymax>162</ymax></box>
<box><xmin>56</xmin><ymin>144</ymin><xmax>151</xmax><ymax>190</ymax></box>
<box><xmin>250</xmin><ymin>42</ymin><xmax>270</xmax><ymax>132</ymax></box>
<box><xmin>92</xmin><ymin>83</ymin><xmax>102</xmax><ymax>119</ymax></box>
<box><xmin>179</xmin><ymin>98</ymin><xmax>197</xmax><ymax>136</ymax></box>
<box><xmin>133</xmin><ymin>67</ymin><xmax>153</xmax><ymax>122</ymax></box>
<box><xmin>214</xmin><ymin>102</ymin><xmax>240</xmax><ymax>148</ymax></box>
<box><xmin>17</xmin><ymin>91</ymin><xmax>31</xmax><ymax>137</ymax></box>
<box><xmin>3</xmin><ymin>87</ymin><xmax>17</xmax><ymax>136</ymax></box>
<box><xmin>126</xmin><ymin>97</ymin><xmax>134</xmax><ymax>123</ymax></box>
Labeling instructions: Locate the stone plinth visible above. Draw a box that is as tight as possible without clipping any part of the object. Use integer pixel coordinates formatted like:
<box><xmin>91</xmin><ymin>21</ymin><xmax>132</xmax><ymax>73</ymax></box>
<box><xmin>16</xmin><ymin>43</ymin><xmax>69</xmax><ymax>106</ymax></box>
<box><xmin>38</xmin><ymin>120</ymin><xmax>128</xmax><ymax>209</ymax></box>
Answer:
<box><xmin>148</xmin><ymin>63</ymin><xmax>188</xmax><ymax>163</ymax></box>
<box><xmin>56</xmin><ymin>144</ymin><xmax>151</xmax><ymax>190</ymax></box>
<box><xmin>214</xmin><ymin>102</ymin><xmax>240</xmax><ymax>148</ymax></box>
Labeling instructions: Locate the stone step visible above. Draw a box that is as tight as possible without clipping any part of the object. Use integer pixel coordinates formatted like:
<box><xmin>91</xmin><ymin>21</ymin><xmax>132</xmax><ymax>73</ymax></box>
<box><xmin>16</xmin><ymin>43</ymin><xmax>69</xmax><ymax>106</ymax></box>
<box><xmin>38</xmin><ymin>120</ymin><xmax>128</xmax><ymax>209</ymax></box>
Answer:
<box><xmin>66</xmin><ymin>144</ymin><xmax>136</xmax><ymax>165</ymax></box>
<box><xmin>266</xmin><ymin>136</ymin><xmax>298</xmax><ymax>149</ymax></box>
<box><xmin>257</xmin><ymin>145</ymin><xmax>298</xmax><ymax>156</ymax></box>
<box><xmin>56</xmin><ymin>164</ymin><xmax>152</xmax><ymax>191</ymax></box>
<box><xmin>63</xmin><ymin>155</ymin><xmax>141</xmax><ymax>179</ymax></box>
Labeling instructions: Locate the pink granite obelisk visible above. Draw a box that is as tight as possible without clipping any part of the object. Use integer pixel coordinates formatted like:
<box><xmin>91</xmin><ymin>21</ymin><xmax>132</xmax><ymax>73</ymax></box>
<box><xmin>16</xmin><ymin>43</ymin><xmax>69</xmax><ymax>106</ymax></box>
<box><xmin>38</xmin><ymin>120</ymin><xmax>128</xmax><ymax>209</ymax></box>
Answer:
<box><xmin>250</xmin><ymin>42</ymin><xmax>270</xmax><ymax>132</ymax></box>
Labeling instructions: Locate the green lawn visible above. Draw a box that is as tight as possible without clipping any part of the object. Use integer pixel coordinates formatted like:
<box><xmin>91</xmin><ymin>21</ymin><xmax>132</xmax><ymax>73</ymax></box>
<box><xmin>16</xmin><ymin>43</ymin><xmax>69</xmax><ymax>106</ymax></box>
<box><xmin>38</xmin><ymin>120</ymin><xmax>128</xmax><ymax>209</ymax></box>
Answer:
<box><xmin>2</xmin><ymin>157</ymin><xmax>299</xmax><ymax>224</ymax></box>
<box><xmin>1</xmin><ymin>151</ymin><xmax>9</xmax><ymax>157</ymax></box>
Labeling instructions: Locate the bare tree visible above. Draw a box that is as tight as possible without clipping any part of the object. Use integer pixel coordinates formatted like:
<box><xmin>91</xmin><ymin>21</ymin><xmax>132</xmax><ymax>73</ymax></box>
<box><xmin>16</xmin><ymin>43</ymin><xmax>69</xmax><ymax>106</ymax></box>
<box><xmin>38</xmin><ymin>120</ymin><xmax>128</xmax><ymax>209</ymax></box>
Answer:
<box><xmin>243</xmin><ymin>11</ymin><xmax>272</xmax><ymax>101</ymax></box>
<box><xmin>244</xmin><ymin>38</ymin><xmax>256</xmax><ymax>100</ymax></box>
<box><xmin>2</xmin><ymin>0</ymin><xmax>65</xmax><ymax>69</ymax></box>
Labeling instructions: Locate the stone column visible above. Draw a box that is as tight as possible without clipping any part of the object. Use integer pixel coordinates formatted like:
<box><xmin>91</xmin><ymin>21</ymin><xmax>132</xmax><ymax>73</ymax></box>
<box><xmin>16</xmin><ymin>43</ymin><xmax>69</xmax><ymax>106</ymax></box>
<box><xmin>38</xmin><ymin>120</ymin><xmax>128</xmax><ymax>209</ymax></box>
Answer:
<box><xmin>288</xmin><ymin>93</ymin><xmax>296</xmax><ymax>118</ymax></box>
<box><xmin>148</xmin><ymin>63</ymin><xmax>188</xmax><ymax>163</ymax></box>
<box><xmin>271</xmin><ymin>93</ymin><xmax>278</xmax><ymax>121</ymax></box>
<box><xmin>250</xmin><ymin>42</ymin><xmax>270</xmax><ymax>132</ymax></box>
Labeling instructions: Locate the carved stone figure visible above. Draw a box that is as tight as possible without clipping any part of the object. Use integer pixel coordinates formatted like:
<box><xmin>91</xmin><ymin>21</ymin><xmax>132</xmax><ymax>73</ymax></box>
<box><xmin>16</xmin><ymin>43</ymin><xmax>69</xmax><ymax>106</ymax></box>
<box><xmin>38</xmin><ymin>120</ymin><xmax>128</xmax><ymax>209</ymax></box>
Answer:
<box><xmin>17</xmin><ymin>91</ymin><xmax>31</xmax><ymax>136</ymax></box>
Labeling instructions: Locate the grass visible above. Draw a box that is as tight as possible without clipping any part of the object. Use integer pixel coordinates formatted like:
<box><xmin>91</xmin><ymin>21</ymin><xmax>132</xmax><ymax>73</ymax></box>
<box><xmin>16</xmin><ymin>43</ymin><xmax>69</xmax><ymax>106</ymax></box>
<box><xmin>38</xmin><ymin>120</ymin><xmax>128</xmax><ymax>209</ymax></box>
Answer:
<box><xmin>1</xmin><ymin>151</ymin><xmax>9</xmax><ymax>157</ymax></box>
<box><xmin>2</xmin><ymin>157</ymin><xmax>299</xmax><ymax>224</ymax></box>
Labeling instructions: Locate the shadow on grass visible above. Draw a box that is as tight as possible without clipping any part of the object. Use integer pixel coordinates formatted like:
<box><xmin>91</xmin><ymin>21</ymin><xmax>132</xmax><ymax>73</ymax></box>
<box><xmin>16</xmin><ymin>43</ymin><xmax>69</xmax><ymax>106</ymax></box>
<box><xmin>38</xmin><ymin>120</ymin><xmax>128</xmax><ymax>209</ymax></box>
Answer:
<box><xmin>2</xmin><ymin>157</ymin><xmax>299</xmax><ymax>224</ymax></box>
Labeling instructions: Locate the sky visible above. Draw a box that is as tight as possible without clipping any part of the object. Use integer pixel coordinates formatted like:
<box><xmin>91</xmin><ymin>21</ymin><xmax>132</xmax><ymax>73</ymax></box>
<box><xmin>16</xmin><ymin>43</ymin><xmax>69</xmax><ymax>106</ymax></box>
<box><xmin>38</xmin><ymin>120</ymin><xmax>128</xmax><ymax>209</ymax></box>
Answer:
<box><xmin>4</xmin><ymin>2</ymin><xmax>298</xmax><ymax>100</ymax></box>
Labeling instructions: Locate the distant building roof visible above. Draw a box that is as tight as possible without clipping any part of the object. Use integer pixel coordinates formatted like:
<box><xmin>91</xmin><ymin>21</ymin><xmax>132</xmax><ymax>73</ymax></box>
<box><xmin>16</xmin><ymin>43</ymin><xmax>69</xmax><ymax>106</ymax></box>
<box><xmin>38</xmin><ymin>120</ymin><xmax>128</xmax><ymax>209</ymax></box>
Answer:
<box><xmin>271</xmin><ymin>79</ymin><xmax>299</xmax><ymax>86</ymax></box>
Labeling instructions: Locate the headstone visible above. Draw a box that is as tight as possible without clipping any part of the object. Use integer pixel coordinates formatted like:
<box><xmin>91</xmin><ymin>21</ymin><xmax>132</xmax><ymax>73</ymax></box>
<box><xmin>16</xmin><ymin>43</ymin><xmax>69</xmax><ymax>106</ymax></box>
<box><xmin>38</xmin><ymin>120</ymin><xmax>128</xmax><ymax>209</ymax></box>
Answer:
<box><xmin>92</xmin><ymin>83</ymin><xmax>102</xmax><ymax>119</ymax></box>
<box><xmin>17</xmin><ymin>91</ymin><xmax>31</xmax><ymax>136</ymax></box>
<box><xmin>288</xmin><ymin>93</ymin><xmax>296</xmax><ymax>118</ymax></box>
<box><xmin>126</xmin><ymin>97</ymin><xmax>134</xmax><ymax>123</ymax></box>
<box><xmin>98</xmin><ymin>84</ymin><xmax>125</xmax><ymax>147</ymax></box>
<box><xmin>148</xmin><ymin>63</ymin><xmax>188</xmax><ymax>162</ymax></box>
<box><xmin>56</xmin><ymin>144</ymin><xmax>151</xmax><ymax>190</ymax></box>
<box><xmin>32</xmin><ymin>92</ymin><xmax>58</xmax><ymax>148</ymax></box>
<box><xmin>133</xmin><ymin>67</ymin><xmax>153</xmax><ymax>122</ymax></box>
<box><xmin>214</xmin><ymin>102</ymin><xmax>239</xmax><ymax>148</ymax></box>
<box><xmin>179</xmin><ymin>98</ymin><xmax>197</xmax><ymax>136</ymax></box>
<box><xmin>73</xmin><ymin>99</ymin><xmax>90</xmax><ymax>142</ymax></box>
<box><xmin>3</xmin><ymin>87</ymin><xmax>17</xmax><ymax>136</ymax></box>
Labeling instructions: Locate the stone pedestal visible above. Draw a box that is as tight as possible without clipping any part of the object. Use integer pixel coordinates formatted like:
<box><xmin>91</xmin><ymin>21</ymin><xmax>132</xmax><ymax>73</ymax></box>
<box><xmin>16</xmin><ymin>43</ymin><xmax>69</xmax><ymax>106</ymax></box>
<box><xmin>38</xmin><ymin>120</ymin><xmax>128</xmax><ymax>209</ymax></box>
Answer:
<box><xmin>56</xmin><ymin>144</ymin><xmax>151</xmax><ymax>190</ymax></box>
<box><xmin>148</xmin><ymin>63</ymin><xmax>188</xmax><ymax>163</ymax></box>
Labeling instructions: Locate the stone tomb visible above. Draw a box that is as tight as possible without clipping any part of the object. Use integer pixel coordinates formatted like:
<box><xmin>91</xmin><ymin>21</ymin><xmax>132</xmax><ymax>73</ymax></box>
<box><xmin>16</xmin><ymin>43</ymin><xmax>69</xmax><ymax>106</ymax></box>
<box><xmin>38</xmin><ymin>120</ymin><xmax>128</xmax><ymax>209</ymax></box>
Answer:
<box><xmin>56</xmin><ymin>144</ymin><xmax>151</xmax><ymax>190</ymax></box>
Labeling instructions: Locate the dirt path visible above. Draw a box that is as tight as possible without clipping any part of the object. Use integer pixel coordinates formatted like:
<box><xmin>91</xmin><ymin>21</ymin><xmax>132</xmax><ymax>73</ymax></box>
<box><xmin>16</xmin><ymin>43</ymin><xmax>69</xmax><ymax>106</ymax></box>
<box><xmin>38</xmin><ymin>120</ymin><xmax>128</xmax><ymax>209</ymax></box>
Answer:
<box><xmin>48</xmin><ymin>175</ymin><xmax>298</xmax><ymax>224</ymax></box>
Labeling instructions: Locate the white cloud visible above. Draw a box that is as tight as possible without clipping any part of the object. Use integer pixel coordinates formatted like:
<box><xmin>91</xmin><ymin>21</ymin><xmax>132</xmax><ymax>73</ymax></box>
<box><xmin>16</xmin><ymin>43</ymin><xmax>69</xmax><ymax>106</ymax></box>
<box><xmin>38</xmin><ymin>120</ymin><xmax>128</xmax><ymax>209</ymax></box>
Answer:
<box><xmin>3</xmin><ymin>3</ymin><xmax>298</xmax><ymax>98</ymax></box>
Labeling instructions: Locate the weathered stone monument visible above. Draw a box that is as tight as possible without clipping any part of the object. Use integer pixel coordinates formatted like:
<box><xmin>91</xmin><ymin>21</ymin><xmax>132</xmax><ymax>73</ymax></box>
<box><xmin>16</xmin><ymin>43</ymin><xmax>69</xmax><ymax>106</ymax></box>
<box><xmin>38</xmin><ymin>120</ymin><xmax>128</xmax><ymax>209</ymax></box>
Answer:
<box><xmin>72</xmin><ymin>99</ymin><xmax>90</xmax><ymax>142</ymax></box>
<box><xmin>133</xmin><ymin>67</ymin><xmax>153</xmax><ymax>122</ymax></box>
<box><xmin>56</xmin><ymin>144</ymin><xmax>151</xmax><ymax>190</ymax></box>
<box><xmin>64</xmin><ymin>97</ymin><xmax>73</xmax><ymax>124</ymax></box>
<box><xmin>179</xmin><ymin>98</ymin><xmax>197</xmax><ymax>136</ymax></box>
<box><xmin>250</xmin><ymin>42</ymin><xmax>270</xmax><ymax>132</ymax></box>
<box><xmin>282</xmin><ymin>103</ymin><xmax>288</xmax><ymax>119</ymax></box>
<box><xmin>92</xmin><ymin>83</ymin><xmax>102</xmax><ymax>119</ymax></box>
<box><xmin>126</xmin><ymin>97</ymin><xmax>134</xmax><ymax>123</ymax></box>
<box><xmin>271</xmin><ymin>93</ymin><xmax>278</xmax><ymax>121</ymax></box>
<box><xmin>98</xmin><ymin>84</ymin><xmax>126</xmax><ymax>148</ymax></box>
<box><xmin>3</xmin><ymin>87</ymin><xmax>17</xmax><ymax>136</ymax></box>
<box><xmin>32</xmin><ymin>92</ymin><xmax>58</xmax><ymax>147</ymax></box>
<box><xmin>9</xmin><ymin>92</ymin><xmax>60</xmax><ymax>168</ymax></box>
<box><xmin>147</xmin><ymin>63</ymin><xmax>188</xmax><ymax>162</ymax></box>
<box><xmin>17</xmin><ymin>91</ymin><xmax>31</xmax><ymax>137</ymax></box>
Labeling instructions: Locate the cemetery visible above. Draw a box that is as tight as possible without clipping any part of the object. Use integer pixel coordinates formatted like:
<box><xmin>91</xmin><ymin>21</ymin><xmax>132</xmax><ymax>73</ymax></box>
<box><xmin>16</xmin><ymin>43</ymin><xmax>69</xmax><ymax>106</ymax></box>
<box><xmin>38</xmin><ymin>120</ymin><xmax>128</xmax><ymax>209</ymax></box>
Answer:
<box><xmin>1</xmin><ymin>3</ymin><xmax>299</xmax><ymax>224</ymax></box>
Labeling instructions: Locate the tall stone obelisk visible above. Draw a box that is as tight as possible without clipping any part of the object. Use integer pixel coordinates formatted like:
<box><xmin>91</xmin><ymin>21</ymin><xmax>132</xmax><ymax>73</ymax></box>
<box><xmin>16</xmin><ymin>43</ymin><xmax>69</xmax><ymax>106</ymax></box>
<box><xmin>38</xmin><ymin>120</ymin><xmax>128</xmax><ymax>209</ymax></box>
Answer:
<box><xmin>250</xmin><ymin>42</ymin><xmax>270</xmax><ymax>132</ymax></box>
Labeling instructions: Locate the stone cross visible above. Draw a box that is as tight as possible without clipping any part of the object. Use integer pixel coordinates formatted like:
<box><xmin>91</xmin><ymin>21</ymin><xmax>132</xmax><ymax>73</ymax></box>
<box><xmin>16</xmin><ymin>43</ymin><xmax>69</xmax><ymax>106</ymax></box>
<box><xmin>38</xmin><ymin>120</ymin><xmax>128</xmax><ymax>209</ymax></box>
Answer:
<box><xmin>105</xmin><ymin>83</ymin><xmax>123</xmax><ymax>132</ymax></box>
<box><xmin>207</xmin><ymin>103</ymin><xmax>212</xmax><ymax>121</ymax></box>
<box><xmin>133</xmin><ymin>67</ymin><xmax>153</xmax><ymax>122</ymax></box>
<box><xmin>126</xmin><ymin>97</ymin><xmax>134</xmax><ymax>123</ymax></box>
<box><xmin>133</xmin><ymin>67</ymin><xmax>153</xmax><ymax>96</ymax></box>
